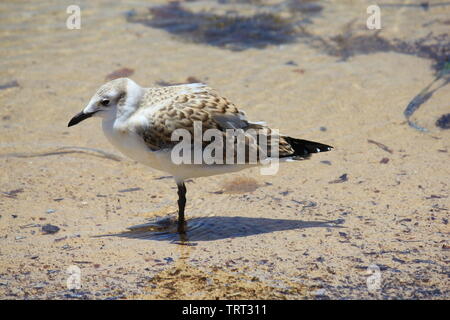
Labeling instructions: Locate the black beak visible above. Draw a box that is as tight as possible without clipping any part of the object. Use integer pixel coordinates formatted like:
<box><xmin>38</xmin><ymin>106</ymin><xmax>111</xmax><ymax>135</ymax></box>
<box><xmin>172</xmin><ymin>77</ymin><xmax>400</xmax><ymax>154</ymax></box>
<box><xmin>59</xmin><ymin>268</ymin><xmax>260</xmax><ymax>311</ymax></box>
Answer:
<box><xmin>68</xmin><ymin>111</ymin><xmax>96</xmax><ymax>127</ymax></box>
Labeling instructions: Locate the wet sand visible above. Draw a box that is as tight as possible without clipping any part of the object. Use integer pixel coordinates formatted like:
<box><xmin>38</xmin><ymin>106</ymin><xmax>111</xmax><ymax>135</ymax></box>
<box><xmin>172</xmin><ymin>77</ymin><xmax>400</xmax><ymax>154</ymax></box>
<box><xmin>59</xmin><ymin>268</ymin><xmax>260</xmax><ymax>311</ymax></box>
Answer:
<box><xmin>0</xmin><ymin>0</ymin><xmax>449</xmax><ymax>299</ymax></box>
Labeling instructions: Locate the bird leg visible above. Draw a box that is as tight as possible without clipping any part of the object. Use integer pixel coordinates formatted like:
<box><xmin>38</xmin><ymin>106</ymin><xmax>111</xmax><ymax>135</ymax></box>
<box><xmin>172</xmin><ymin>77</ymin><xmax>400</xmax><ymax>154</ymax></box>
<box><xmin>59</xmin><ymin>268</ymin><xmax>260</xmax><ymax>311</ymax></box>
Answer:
<box><xmin>177</xmin><ymin>182</ymin><xmax>187</xmax><ymax>234</ymax></box>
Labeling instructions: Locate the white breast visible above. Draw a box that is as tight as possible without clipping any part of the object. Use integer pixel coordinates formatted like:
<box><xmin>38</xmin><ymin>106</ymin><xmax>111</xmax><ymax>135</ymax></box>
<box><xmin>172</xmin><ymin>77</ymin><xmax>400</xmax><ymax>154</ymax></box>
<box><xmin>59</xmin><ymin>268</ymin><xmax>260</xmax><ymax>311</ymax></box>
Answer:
<box><xmin>101</xmin><ymin>118</ymin><xmax>255</xmax><ymax>181</ymax></box>
<box><xmin>101</xmin><ymin>118</ymin><xmax>166</xmax><ymax>171</ymax></box>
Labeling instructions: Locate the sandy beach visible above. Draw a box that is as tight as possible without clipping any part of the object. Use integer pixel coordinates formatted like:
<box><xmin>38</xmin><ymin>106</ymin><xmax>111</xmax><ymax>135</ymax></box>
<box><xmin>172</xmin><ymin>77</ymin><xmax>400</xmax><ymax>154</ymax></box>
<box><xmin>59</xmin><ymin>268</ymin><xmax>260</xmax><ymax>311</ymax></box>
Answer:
<box><xmin>0</xmin><ymin>0</ymin><xmax>449</xmax><ymax>299</ymax></box>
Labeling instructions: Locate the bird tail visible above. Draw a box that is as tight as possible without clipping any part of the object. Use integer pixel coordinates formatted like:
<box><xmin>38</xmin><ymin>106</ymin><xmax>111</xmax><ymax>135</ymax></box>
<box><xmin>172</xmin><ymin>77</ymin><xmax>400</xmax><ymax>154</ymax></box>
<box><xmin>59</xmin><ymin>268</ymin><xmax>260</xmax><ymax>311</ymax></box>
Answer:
<box><xmin>281</xmin><ymin>136</ymin><xmax>333</xmax><ymax>159</ymax></box>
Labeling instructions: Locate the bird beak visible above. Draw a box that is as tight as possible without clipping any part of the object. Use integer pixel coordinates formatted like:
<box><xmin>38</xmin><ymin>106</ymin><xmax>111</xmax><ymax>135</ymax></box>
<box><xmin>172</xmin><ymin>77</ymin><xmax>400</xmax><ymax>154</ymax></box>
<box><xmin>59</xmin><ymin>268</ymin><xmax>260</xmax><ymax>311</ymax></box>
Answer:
<box><xmin>67</xmin><ymin>111</ymin><xmax>97</xmax><ymax>127</ymax></box>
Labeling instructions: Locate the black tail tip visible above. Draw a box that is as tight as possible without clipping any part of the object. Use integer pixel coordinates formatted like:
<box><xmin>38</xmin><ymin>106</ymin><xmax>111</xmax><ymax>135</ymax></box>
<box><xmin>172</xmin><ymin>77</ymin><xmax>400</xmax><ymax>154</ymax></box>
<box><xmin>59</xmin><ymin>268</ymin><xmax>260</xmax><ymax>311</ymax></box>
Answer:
<box><xmin>284</xmin><ymin>137</ymin><xmax>333</xmax><ymax>157</ymax></box>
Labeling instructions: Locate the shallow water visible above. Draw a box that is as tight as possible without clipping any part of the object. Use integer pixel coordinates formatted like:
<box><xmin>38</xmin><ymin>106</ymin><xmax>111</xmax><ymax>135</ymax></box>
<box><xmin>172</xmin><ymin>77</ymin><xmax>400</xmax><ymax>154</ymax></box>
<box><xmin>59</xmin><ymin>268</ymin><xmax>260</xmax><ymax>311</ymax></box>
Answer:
<box><xmin>0</xmin><ymin>0</ymin><xmax>449</xmax><ymax>300</ymax></box>
<box><xmin>128</xmin><ymin>0</ymin><xmax>450</xmax><ymax>67</ymax></box>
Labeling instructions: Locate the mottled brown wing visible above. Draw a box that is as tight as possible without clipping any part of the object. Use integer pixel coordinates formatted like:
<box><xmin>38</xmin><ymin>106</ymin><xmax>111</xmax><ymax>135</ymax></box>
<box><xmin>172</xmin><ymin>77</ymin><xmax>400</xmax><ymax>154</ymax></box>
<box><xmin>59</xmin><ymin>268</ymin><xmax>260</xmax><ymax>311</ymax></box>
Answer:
<box><xmin>138</xmin><ymin>87</ymin><xmax>294</xmax><ymax>162</ymax></box>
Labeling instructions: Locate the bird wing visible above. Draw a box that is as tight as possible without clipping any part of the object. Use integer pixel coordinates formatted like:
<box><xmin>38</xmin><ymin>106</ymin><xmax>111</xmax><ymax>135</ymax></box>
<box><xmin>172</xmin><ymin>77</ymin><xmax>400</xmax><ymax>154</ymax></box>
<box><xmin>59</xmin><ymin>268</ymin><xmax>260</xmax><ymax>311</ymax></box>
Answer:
<box><xmin>133</xmin><ymin>84</ymin><xmax>295</xmax><ymax>160</ymax></box>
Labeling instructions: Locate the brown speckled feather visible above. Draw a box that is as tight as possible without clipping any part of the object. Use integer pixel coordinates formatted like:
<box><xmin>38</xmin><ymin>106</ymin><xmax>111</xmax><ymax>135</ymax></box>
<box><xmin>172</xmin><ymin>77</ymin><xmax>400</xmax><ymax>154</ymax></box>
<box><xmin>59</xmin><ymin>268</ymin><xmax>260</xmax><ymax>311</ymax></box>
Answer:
<box><xmin>133</xmin><ymin>83</ymin><xmax>297</xmax><ymax>162</ymax></box>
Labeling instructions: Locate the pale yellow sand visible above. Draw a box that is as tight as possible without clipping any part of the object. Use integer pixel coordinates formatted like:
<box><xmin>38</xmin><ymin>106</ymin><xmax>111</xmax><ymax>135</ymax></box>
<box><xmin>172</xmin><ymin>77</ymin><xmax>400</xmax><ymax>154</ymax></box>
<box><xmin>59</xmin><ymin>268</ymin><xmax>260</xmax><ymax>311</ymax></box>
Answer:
<box><xmin>0</xmin><ymin>0</ymin><xmax>448</xmax><ymax>299</ymax></box>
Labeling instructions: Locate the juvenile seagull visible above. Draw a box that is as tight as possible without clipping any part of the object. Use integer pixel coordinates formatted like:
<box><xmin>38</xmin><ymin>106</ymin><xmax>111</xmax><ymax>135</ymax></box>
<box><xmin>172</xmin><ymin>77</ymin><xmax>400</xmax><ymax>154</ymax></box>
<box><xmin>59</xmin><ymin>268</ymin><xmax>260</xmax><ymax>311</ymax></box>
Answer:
<box><xmin>68</xmin><ymin>78</ymin><xmax>332</xmax><ymax>233</ymax></box>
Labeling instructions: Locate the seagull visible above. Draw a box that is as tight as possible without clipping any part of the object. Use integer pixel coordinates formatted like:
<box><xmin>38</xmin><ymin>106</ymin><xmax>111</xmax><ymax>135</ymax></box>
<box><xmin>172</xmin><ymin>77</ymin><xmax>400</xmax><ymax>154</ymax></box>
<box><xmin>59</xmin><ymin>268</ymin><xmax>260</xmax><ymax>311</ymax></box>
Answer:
<box><xmin>68</xmin><ymin>78</ymin><xmax>332</xmax><ymax>233</ymax></box>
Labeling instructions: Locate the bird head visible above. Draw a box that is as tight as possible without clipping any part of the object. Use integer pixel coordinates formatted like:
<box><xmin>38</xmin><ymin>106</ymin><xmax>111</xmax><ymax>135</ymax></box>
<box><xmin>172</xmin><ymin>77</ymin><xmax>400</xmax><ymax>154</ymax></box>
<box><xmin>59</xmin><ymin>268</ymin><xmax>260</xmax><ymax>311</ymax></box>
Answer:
<box><xmin>68</xmin><ymin>78</ymin><xmax>142</xmax><ymax>127</ymax></box>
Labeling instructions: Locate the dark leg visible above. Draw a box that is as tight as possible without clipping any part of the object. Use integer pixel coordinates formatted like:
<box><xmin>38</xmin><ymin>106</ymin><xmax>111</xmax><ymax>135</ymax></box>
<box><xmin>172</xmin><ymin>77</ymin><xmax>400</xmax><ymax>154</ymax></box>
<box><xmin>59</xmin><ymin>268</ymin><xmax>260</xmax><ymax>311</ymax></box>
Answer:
<box><xmin>177</xmin><ymin>182</ymin><xmax>187</xmax><ymax>233</ymax></box>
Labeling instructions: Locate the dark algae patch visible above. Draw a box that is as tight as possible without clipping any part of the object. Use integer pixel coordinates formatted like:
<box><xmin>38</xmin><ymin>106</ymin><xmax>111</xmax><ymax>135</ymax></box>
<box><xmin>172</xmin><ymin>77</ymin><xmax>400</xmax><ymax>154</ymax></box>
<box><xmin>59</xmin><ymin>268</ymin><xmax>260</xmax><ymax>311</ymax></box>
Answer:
<box><xmin>105</xmin><ymin>67</ymin><xmax>134</xmax><ymax>81</ymax></box>
<box><xmin>306</xmin><ymin>20</ymin><xmax>450</xmax><ymax>68</ymax></box>
<box><xmin>126</xmin><ymin>0</ymin><xmax>450</xmax><ymax>133</ymax></box>
<box><xmin>435</xmin><ymin>113</ymin><xmax>450</xmax><ymax>129</ymax></box>
<box><xmin>127</xmin><ymin>1</ymin><xmax>321</xmax><ymax>51</ymax></box>
<box><xmin>127</xmin><ymin>1</ymin><xmax>449</xmax><ymax>70</ymax></box>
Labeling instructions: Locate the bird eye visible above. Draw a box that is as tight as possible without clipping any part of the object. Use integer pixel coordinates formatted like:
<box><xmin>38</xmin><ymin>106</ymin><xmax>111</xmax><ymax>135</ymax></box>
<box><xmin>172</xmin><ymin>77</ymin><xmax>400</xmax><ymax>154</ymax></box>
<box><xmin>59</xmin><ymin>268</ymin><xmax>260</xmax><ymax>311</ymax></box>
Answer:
<box><xmin>101</xmin><ymin>99</ymin><xmax>110</xmax><ymax>106</ymax></box>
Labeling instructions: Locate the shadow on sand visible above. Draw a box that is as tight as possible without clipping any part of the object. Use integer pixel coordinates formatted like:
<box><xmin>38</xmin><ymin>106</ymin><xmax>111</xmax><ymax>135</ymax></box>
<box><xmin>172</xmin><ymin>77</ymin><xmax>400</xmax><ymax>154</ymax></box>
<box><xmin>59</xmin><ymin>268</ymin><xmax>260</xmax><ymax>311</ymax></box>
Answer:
<box><xmin>97</xmin><ymin>215</ymin><xmax>344</xmax><ymax>243</ymax></box>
